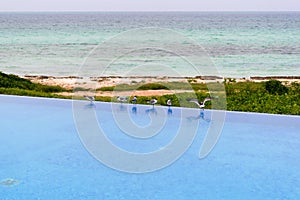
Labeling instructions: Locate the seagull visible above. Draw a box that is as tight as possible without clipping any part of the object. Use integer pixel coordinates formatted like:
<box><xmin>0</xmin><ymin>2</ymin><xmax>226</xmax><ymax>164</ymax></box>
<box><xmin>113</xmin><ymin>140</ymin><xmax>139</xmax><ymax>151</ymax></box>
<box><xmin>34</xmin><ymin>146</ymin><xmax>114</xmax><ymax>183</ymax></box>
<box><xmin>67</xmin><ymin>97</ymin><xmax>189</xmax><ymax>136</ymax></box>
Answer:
<box><xmin>132</xmin><ymin>96</ymin><xmax>137</xmax><ymax>104</ymax></box>
<box><xmin>147</xmin><ymin>98</ymin><xmax>158</xmax><ymax>107</ymax></box>
<box><xmin>84</xmin><ymin>95</ymin><xmax>95</xmax><ymax>103</ymax></box>
<box><xmin>117</xmin><ymin>96</ymin><xmax>128</xmax><ymax>103</ymax></box>
<box><xmin>189</xmin><ymin>97</ymin><xmax>212</xmax><ymax>110</ymax></box>
<box><xmin>167</xmin><ymin>99</ymin><xmax>172</xmax><ymax>107</ymax></box>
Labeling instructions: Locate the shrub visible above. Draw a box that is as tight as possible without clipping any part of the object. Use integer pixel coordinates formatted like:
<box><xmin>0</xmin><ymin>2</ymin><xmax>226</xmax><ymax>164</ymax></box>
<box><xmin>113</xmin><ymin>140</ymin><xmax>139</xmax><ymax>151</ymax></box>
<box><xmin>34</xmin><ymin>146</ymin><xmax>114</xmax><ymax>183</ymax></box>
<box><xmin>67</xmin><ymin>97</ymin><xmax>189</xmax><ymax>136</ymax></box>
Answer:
<box><xmin>0</xmin><ymin>71</ymin><xmax>66</xmax><ymax>92</ymax></box>
<box><xmin>264</xmin><ymin>80</ymin><xmax>288</xmax><ymax>95</ymax></box>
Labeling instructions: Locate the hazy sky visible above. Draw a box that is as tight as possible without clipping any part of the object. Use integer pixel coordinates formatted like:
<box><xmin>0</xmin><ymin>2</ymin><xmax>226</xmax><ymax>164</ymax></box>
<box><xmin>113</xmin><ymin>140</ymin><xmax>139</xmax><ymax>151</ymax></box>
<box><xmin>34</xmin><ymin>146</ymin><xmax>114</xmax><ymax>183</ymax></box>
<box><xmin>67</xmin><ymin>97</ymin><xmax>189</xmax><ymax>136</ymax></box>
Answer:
<box><xmin>1</xmin><ymin>0</ymin><xmax>300</xmax><ymax>12</ymax></box>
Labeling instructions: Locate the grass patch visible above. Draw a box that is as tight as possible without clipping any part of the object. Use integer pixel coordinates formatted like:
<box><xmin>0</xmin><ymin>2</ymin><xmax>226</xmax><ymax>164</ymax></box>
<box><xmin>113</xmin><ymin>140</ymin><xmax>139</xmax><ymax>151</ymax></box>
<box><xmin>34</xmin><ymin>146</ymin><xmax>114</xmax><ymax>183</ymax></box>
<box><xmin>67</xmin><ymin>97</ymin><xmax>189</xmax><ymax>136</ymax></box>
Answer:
<box><xmin>0</xmin><ymin>71</ymin><xmax>67</xmax><ymax>93</ymax></box>
<box><xmin>96</xmin><ymin>82</ymin><xmax>209</xmax><ymax>91</ymax></box>
<box><xmin>0</xmin><ymin>87</ymin><xmax>71</xmax><ymax>99</ymax></box>
<box><xmin>0</xmin><ymin>71</ymin><xmax>69</xmax><ymax>97</ymax></box>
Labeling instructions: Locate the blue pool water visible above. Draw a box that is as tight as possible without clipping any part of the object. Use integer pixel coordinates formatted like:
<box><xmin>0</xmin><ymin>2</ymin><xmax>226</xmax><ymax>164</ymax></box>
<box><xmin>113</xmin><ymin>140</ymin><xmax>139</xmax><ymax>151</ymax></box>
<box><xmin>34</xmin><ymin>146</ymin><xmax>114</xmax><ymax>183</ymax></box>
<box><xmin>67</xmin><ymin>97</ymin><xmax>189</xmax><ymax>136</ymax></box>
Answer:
<box><xmin>0</xmin><ymin>94</ymin><xmax>300</xmax><ymax>199</ymax></box>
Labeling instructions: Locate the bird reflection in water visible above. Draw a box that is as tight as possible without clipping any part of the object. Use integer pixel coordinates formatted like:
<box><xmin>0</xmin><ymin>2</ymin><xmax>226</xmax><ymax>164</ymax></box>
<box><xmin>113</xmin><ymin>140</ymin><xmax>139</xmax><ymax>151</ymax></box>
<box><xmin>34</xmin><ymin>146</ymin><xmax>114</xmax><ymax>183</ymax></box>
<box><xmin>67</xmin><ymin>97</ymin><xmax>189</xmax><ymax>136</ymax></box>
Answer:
<box><xmin>132</xmin><ymin>105</ymin><xmax>137</xmax><ymax>114</ymax></box>
<box><xmin>168</xmin><ymin>108</ymin><xmax>172</xmax><ymax>115</ymax></box>
<box><xmin>119</xmin><ymin>104</ymin><xmax>127</xmax><ymax>111</ymax></box>
<box><xmin>187</xmin><ymin>110</ymin><xmax>210</xmax><ymax>122</ymax></box>
<box><xmin>145</xmin><ymin>107</ymin><xmax>157</xmax><ymax>115</ymax></box>
<box><xmin>85</xmin><ymin>103</ymin><xmax>96</xmax><ymax>109</ymax></box>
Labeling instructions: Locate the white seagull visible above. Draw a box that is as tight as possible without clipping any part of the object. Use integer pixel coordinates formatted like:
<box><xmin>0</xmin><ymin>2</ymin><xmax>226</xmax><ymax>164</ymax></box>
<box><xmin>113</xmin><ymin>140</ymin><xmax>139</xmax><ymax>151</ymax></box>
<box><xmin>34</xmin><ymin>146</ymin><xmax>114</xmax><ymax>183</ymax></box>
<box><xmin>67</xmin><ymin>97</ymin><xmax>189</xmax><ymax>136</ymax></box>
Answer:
<box><xmin>147</xmin><ymin>98</ymin><xmax>158</xmax><ymax>107</ymax></box>
<box><xmin>189</xmin><ymin>97</ymin><xmax>212</xmax><ymax>109</ymax></box>
<box><xmin>132</xmin><ymin>96</ymin><xmax>137</xmax><ymax>104</ymax></box>
<box><xmin>117</xmin><ymin>96</ymin><xmax>128</xmax><ymax>103</ymax></box>
<box><xmin>167</xmin><ymin>99</ymin><xmax>172</xmax><ymax>107</ymax></box>
<box><xmin>84</xmin><ymin>95</ymin><xmax>95</xmax><ymax>103</ymax></box>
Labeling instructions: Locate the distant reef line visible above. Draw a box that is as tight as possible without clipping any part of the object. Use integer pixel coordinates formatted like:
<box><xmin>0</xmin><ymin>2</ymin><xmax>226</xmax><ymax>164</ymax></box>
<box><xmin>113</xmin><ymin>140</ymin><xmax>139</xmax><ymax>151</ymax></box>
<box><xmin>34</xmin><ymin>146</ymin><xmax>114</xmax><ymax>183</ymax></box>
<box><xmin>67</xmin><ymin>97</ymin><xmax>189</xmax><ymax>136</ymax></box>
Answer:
<box><xmin>23</xmin><ymin>74</ymin><xmax>300</xmax><ymax>80</ymax></box>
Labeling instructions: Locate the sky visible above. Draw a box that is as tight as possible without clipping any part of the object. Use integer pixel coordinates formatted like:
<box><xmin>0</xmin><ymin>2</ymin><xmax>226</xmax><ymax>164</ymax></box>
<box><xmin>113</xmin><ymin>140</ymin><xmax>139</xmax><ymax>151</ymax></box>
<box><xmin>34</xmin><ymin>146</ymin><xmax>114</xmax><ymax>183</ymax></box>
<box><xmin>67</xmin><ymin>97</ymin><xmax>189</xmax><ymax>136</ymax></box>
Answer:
<box><xmin>1</xmin><ymin>0</ymin><xmax>300</xmax><ymax>12</ymax></box>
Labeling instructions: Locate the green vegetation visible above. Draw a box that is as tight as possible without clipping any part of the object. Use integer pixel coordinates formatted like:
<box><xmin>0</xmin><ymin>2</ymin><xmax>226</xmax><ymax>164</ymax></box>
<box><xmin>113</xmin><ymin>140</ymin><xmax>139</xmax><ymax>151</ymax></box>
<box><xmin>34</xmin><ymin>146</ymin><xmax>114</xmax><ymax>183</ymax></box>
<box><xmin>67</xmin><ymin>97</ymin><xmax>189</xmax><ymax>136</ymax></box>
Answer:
<box><xmin>264</xmin><ymin>80</ymin><xmax>288</xmax><ymax>95</ymax></box>
<box><xmin>1</xmin><ymin>72</ymin><xmax>299</xmax><ymax>115</ymax></box>
<box><xmin>96</xmin><ymin>82</ymin><xmax>209</xmax><ymax>92</ymax></box>
<box><xmin>0</xmin><ymin>71</ymin><xmax>69</xmax><ymax>98</ymax></box>
<box><xmin>97</xmin><ymin>83</ymin><xmax>171</xmax><ymax>91</ymax></box>
<box><xmin>225</xmin><ymin>80</ymin><xmax>300</xmax><ymax>115</ymax></box>
<box><xmin>0</xmin><ymin>87</ymin><xmax>71</xmax><ymax>99</ymax></box>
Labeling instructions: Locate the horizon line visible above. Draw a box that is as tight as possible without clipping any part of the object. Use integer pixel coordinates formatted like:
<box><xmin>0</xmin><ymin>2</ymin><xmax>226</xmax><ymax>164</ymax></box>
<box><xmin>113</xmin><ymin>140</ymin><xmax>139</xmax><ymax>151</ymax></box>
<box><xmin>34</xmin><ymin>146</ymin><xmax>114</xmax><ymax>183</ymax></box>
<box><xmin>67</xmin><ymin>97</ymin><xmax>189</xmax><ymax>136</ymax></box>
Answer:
<box><xmin>0</xmin><ymin>10</ymin><xmax>299</xmax><ymax>13</ymax></box>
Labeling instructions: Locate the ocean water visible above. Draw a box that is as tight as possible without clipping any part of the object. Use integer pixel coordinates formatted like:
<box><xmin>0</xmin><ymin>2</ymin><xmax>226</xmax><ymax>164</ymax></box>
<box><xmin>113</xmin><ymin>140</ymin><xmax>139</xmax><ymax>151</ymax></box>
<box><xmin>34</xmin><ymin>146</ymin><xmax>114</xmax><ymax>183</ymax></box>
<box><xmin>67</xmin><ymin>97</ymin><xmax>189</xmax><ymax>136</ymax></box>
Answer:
<box><xmin>0</xmin><ymin>12</ymin><xmax>299</xmax><ymax>77</ymax></box>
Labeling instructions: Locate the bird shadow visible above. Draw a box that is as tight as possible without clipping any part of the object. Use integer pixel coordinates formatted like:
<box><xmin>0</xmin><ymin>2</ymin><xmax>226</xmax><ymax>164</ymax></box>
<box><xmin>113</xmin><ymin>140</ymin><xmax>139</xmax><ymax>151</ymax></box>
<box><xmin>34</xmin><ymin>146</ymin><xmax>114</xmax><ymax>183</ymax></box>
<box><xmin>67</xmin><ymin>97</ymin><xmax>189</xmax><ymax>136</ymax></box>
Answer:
<box><xmin>187</xmin><ymin>111</ymin><xmax>211</xmax><ymax>122</ymax></box>
<box><xmin>132</xmin><ymin>106</ymin><xmax>137</xmax><ymax>114</ymax></box>
<box><xmin>84</xmin><ymin>103</ymin><xmax>96</xmax><ymax>109</ymax></box>
<box><xmin>168</xmin><ymin>108</ymin><xmax>173</xmax><ymax>116</ymax></box>
<box><xmin>145</xmin><ymin>107</ymin><xmax>157</xmax><ymax>115</ymax></box>
<box><xmin>119</xmin><ymin>104</ymin><xmax>127</xmax><ymax>111</ymax></box>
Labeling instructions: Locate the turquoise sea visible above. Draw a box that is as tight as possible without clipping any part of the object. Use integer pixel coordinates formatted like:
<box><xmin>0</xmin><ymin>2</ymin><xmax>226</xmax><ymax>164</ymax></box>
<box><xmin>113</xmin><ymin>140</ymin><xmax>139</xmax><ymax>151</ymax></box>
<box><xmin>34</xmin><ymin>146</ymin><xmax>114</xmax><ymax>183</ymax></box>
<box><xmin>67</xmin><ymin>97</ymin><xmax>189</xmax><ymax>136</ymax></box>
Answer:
<box><xmin>0</xmin><ymin>12</ymin><xmax>299</xmax><ymax>77</ymax></box>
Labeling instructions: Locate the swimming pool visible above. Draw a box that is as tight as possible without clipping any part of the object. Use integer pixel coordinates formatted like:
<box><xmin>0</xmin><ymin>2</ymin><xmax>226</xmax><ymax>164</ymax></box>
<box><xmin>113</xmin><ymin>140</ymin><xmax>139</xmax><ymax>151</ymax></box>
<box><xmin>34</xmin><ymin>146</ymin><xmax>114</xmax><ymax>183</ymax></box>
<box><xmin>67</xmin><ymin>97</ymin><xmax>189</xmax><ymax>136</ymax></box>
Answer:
<box><xmin>1</xmin><ymin>94</ymin><xmax>299</xmax><ymax>199</ymax></box>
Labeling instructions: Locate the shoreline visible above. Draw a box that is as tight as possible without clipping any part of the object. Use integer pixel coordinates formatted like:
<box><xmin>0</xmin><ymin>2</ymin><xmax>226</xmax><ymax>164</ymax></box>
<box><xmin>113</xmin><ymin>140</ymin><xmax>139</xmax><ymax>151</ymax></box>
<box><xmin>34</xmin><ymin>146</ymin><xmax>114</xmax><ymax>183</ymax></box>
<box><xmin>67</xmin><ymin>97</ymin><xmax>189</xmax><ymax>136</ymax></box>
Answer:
<box><xmin>24</xmin><ymin>75</ymin><xmax>300</xmax><ymax>89</ymax></box>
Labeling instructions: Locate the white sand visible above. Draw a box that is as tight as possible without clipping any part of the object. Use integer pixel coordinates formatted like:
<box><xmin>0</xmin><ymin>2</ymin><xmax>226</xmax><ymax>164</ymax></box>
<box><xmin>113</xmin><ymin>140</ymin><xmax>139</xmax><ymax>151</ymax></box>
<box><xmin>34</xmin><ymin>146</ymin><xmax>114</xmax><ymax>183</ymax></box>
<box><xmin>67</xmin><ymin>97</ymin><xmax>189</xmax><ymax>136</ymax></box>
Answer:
<box><xmin>23</xmin><ymin>75</ymin><xmax>300</xmax><ymax>97</ymax></box>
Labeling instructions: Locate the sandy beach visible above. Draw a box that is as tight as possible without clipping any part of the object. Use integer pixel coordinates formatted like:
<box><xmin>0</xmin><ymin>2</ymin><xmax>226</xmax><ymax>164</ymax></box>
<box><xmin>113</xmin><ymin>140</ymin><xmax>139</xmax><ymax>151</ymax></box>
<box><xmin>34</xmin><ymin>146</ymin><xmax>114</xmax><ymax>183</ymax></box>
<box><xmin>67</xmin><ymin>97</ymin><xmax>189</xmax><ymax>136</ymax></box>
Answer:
<box><xmin>24</xmin><ymin>75</ymin><xmax>300</xmax><ymax>89</ymax></box>
<box><xmin>23</xmin><ymin>75</ymin><xmax>300</xmax><ymax>97</ymax></box>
